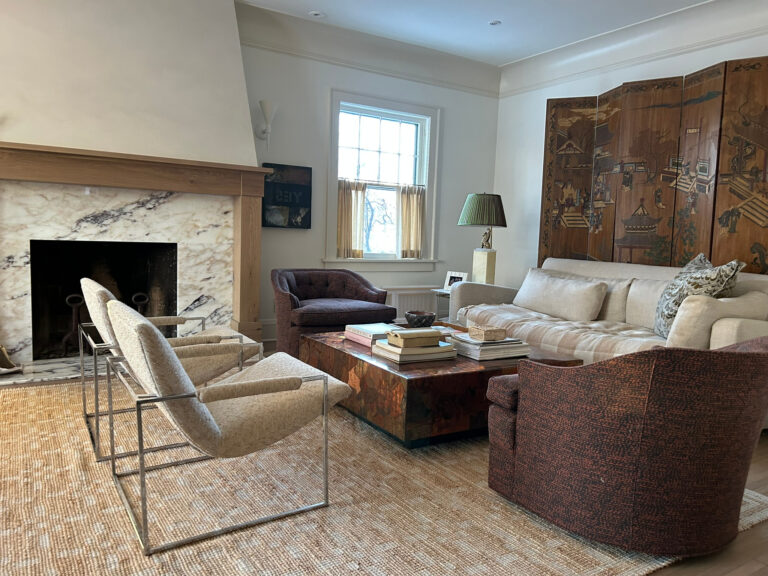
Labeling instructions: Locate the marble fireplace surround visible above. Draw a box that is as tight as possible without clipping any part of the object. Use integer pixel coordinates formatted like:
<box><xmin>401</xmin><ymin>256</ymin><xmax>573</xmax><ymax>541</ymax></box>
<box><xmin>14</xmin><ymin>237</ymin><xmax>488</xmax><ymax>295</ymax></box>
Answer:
<box><xmin>0</xmin><ymin>142</ymin><xmax>269</xmax><ymax>364</ymax></box>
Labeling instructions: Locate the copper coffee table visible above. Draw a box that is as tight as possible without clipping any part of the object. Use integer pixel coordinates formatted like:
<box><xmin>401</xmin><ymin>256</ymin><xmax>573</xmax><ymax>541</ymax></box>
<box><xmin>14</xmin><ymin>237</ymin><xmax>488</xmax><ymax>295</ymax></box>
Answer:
<box><xmin>299</xmin><ymin>332</ymin><xmax>581</xmax><ymax>447</ymax></box>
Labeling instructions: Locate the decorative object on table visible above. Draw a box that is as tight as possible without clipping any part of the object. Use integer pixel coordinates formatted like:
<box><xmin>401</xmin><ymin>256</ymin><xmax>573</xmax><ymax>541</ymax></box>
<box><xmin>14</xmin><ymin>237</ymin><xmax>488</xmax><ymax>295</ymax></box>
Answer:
<box><xmin>468</xmin><ymin>325</ymin><xmax>507</xmax><ymax>341</ymax></box>
<box><xmin>343</xmin><ymin>322</ymin><xmax>403</xmax><ymax>347</ymax></box>
<box><xmin>449</xmin><ymin>332</ymin><xmax>529</xmax><ymax>361</ymax></box>
<box><xmin>443</xmin><ymin>271</ymin><xmax>468</xmax><ymax>289</ymax></box>
<box><xmin>254</xmin><ymin>99</ymin><xmax>277</xmax><ymax>150</ymax></box>
<box><xmin>457</xmin><ymin>193</ymin><xmax>507</xmax><ymax>284</ymax></box>
<box><xmin>372</xmin><ymin>328</ymin><xmax>455</xmax><ymax>364</ymax></box>
<box><xmin>404</xmin><ymin>310</ymin><xmax>436</xmax><ymax>328</ymax></box>
<box><xmin>262</xmin><ymin>163</ymin><xmax>312</xmax><ymax>229</ymax></box>
<box><xmin>387</xmin><ymin>328</ymin><xmax>441</xmax><ymax>348</ymax></box>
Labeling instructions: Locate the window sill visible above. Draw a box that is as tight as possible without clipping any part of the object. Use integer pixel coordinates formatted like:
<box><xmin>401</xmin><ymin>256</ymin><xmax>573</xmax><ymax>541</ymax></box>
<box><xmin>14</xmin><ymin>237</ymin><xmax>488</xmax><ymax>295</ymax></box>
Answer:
<box><xmin>321</xmin><ymin>258</ymin><xmax>438</xmax><ymax>272</ymax></box>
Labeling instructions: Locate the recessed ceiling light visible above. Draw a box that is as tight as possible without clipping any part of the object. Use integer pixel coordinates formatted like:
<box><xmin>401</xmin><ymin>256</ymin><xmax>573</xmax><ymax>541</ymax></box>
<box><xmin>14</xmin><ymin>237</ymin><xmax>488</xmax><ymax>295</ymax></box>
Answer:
<box><xmin>489</xmin><ymin>19</ymin><xmax>502</xmax><ymax>26</ymax></box>
<box><xmin>308</xmin><ymin>10</ymin><xmax>326</xmax><ymax>18</ymax></box>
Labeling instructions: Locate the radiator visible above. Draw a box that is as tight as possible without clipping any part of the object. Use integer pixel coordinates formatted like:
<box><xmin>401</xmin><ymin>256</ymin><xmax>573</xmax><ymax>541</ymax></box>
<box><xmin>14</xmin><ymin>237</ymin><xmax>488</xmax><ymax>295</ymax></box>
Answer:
<box><xmin>386</xmin><ymin>287</ymin><xmax>440</xmax><ymax>318</ymax></box>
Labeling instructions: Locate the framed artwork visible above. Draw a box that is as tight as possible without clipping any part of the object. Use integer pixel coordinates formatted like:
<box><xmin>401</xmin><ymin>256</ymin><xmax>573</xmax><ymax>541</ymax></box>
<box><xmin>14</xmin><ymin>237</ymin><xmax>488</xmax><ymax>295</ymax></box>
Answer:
<box><xmin>444</xmin><ymin>271</ymin><xmax>468</xmax><ymax>289</ymax></box>
<box><xmin>262</xmin><ymin>163</ymin><xmax>312</xmax><ymax>229</ymax></box>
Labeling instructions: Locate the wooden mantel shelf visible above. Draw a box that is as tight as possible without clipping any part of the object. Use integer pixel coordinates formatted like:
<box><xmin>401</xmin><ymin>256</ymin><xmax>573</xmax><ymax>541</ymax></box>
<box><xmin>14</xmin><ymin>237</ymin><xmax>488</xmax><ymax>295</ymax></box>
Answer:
<box><xmin>0</xmin><ymin>140</ymin><xmax>271</xmax><ymax>197</ymax></box>
<box><xmin>0</xmin><ymin>140</ymin><xmax>270</xmax><ymax>342</ymax></box>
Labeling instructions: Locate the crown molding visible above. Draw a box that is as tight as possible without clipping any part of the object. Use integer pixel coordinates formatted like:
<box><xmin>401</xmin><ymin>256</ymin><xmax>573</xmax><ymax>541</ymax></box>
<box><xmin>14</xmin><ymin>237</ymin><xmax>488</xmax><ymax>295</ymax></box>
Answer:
<box><xmin>499</xmin><ymin>0</ymin><xmax>768</xmax><ymax>98</ymax></box>
<box><xmin>236</xmin><ymin>4</ymin><xmax>500</xmax><ymax>99</ymax></box>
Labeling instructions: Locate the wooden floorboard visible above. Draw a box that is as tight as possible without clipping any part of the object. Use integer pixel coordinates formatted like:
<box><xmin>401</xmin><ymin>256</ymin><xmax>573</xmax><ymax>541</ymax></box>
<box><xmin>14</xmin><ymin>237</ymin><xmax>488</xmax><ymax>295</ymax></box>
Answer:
<box><xmin>657</xmin><ymin>430</ymin><xmax>768</xmax><ymax>574</ymax></box>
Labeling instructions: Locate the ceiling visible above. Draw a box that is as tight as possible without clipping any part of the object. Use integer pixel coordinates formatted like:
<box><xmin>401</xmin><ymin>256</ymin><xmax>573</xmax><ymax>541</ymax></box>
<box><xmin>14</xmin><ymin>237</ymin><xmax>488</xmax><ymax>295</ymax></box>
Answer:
<box><xmin>238</xmin><ymin>0</ymin><xmax>714</xmax><ymax>66</ymax></box>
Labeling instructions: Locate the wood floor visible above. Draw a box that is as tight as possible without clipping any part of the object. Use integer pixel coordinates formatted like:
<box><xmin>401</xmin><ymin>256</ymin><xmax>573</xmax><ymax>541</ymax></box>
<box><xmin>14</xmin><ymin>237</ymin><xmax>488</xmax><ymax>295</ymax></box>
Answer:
<box><xmin>658</xmin><ymin>431</ymin><xmax>768</xmax><ymax>575</ymax></box>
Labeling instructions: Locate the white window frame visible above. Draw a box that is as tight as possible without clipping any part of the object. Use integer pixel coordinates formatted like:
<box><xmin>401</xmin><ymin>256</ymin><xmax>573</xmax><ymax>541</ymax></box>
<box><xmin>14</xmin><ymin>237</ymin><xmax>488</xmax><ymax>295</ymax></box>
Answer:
<box><xmin>325</xmin><ymin>90</ymin><xmax>439</xmax><ymax>269</ymax></box>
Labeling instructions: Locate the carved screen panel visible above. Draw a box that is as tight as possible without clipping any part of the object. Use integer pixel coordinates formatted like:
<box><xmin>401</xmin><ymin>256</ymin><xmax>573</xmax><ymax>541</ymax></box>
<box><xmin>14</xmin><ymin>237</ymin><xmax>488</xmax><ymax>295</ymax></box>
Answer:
<box><xmin>712</xmin><ymin>57</ymin><xmax>768</xmax><ymax>274</ymax></box>
<box><xmin>538</xmin><ymin>97</ymin><xmax>597</xmax><ymax>266</ymax></box>
<box><xmin>671</xmin><ymin>64</ymin><xmax>725</xmax><ymax>266</ymax></box>
<box><xmin>588</xmin><ymin>87</ymin><xmax>623</xmax><ymax>262</ymax></box>
<box><xmin>612</xmin><ymin>77</ymin><xmax>683</xmax><ymax>265</ymax></box>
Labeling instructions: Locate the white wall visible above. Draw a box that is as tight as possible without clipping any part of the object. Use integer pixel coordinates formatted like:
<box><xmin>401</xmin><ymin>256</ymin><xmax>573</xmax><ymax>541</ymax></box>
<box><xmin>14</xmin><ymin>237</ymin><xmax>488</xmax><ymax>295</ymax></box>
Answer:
<box><xmin>0</xmin><ymin>0</ymin><xmax>257</xmax><ymax>165</ymax></box>
<box><xmin>493</xmin><ymin>0</ymin><xmax>768</xmax><ymax>289</ymax></box>
<box><xmin>236</xmin><ymin>6</ymin><xmax>499</xmax><ymax>340</ymax></box>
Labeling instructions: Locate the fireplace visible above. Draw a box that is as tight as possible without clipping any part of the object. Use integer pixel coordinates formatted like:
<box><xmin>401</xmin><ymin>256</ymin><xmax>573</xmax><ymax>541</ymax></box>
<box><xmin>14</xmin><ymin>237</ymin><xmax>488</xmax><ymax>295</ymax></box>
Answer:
<box><xmin>30</xmin><ymin>240</ymin><xmax>177</xmax><ymax>359</ymax></box>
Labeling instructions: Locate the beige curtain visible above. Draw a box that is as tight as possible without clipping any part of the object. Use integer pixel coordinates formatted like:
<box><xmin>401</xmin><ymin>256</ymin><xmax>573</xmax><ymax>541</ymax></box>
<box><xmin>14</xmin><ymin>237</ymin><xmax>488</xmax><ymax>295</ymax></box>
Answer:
<box><xmin>399</xmin><ymin>184</ymin><xmax>426</xmax><ymax>259</ymax></box>
<box><xmin>337</xmin><ymin>179</ymin><xmax>367</xmax><ymax>258</ymax></box>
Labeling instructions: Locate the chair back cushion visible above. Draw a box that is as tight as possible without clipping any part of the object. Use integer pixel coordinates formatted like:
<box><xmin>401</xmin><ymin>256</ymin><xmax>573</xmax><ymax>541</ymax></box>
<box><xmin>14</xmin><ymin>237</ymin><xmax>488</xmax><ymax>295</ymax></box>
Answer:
<box><xmin>107</xmin><ymin>300</ymin><xmax>220</xmax><ymax>455</ymax></box>
<box><xmin>80</xmin><ymin>278</ymin><xmax>119</xmax><ymax>346</ymax></box>
<box><xmin>277</xmin><ymin>269</ymin><xmax>377</xmax><ymax>301</ymax></box>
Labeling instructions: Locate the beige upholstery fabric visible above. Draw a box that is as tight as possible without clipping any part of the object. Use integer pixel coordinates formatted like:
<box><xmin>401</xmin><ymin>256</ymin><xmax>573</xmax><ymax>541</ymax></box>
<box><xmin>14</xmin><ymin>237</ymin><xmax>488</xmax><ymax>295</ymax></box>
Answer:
<box><xmin>107</xmin><ymin>300</ymin><xmax>351</xmax><ymax>458</ymax></box>
<box><xmin>513</xmin><ymin>268</ymin><xmax>607</xmax><ymax>322</ymax></box>
<box><xmin>625</xmin><ymin>279</ymin><xmax>670</xmax><ymax>330</ymax></box>
<box><xmin>534</xmin><ymin>269</ymin><xmax>633</xmax><ymax>322</ymax></box>
<box><xmin>80</xmin><ymin>278</ymin><xmax>262</xmax><ymax>367</ymax></box>
<box><xmin>541</xmin><ymin>258</ymin><xmax>680</xmax><ymax>281</ymax></box>
<box><xmin>81</xmin><ymin>278</ymin><xmax>119</xmax><ymax>346</ymax></box>
<box><xmin>451</xmin><ymin>282</ymin><xmax>518</xmax><ymax>324</ymax></box>
<box><xmin>464</xmin><ymin>303</ymin><xmax>664</xmax><ymax>365</ymax></box>
<box><xmin>197</xmin><ymin>376</ymin><xmax>302</xmax><ymax>403</ymax></box>
<box><xmin>710</xmin><ymin>318</ymin><xmax>768</xmax><ymax>350</ymax></box>
<box><xmin>667</xmin><ymin>292</ymin><xmax>768</xmax><ymax>349</ymax></box>
<box><xmin>107</xmin><ymin>301</ymin><xmax>221</xmax><ymax>454</ymax></box>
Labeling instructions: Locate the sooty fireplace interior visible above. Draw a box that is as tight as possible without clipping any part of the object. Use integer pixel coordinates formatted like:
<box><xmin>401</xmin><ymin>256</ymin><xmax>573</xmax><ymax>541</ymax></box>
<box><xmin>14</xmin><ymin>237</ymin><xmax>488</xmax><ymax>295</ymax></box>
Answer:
<box><xmin>30</xmin><ymin>240</ymin><xmax>177</xmax><ymax>359</ymax></box>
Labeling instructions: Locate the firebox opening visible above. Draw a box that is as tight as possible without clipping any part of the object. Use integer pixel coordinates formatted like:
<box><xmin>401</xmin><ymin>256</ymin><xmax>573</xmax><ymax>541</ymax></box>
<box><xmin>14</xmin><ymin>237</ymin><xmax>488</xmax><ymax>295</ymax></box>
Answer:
<box><xmin>30</xmin><ymin>240</ymin><xmax>177</xmax><ymax>360</ymax></box>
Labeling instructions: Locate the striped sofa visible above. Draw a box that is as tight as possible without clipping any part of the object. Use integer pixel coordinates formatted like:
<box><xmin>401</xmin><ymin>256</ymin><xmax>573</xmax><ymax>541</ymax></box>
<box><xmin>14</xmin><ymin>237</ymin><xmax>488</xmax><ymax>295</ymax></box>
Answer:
<box><xmin>452</xmin><ymin>258</ymin><xmax>768</xmax><ymax>365</ymax></box>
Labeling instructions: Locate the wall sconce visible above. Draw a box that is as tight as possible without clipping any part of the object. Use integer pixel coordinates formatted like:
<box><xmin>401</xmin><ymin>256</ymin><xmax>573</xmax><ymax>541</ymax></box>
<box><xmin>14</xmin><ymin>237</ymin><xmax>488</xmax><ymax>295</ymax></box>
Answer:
<box><xmin>254</xmin><ymin>99</ymin><xmax>276</xmax><ymax>150</ymax></box>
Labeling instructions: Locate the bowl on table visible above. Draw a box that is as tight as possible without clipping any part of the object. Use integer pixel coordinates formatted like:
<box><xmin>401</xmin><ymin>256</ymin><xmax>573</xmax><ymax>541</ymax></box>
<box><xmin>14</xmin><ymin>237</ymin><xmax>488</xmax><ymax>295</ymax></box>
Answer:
<box><xmin>404</xmin><ymin>310</ymin><xmax>436</xmax><ymax>328</ymax></box>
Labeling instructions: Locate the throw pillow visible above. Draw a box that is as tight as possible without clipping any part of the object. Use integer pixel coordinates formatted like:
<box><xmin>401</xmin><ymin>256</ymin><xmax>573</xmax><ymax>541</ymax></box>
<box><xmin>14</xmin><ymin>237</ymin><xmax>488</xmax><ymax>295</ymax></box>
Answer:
<box><xmin>513</xmin><ymin>268</ymin><xmax>607</xmax><ymax>322</ymax></box>
<box><xmin>666</xmin><ymin>291</ymin><xmax>768</xmax><ymax>349</ymax></box>
<box><xmin>678</xmin><ymin>253</ymin><xmax>739</xmax><ymax>297</ymax></box>
<box><xmin>536</xmin><ymin>268</ymin><xmax>633</xmax><ymax>322</ymax></box>
<box><xmin>654</xmin><ymin>259</ymin><xmax>745</xmax><ymax>338</ymax></box>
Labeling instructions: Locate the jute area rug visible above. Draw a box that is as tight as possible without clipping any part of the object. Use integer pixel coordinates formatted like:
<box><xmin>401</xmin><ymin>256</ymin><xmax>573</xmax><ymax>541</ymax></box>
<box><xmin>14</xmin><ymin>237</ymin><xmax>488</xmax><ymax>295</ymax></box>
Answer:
<box><xmin>2</xmin><ymin>382</ymin><xmax>768</xmax><ymax>576</ymax></box>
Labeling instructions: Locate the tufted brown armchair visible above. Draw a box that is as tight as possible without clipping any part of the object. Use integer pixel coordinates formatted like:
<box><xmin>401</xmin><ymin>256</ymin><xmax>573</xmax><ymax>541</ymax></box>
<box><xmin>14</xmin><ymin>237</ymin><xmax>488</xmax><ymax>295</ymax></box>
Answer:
<box><xmin>272</xmin><ymin>269</ymin><xmax>397</xmax><ymax>356</ymax></box>
<box><xmin>486</xmin><ymin>337</ymin><xmax>768</xmax><ymax>557</ymax></box>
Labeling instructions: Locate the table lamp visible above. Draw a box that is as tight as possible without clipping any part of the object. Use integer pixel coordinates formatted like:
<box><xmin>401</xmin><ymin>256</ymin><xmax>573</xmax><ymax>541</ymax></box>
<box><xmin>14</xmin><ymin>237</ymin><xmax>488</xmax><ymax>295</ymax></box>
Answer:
<box><xmin>457</xmin><ymin>193</ymin><xmax>507</xmax><ymax>284</ymax></box>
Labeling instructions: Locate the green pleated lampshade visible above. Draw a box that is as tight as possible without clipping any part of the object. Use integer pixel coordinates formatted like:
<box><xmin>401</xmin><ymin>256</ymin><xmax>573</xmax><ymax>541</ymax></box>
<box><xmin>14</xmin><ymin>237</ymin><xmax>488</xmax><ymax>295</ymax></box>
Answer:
<box><xmin>457</xmin><ymin>193</ymin><xmax>507</xmax><ymax>227</ymax></box>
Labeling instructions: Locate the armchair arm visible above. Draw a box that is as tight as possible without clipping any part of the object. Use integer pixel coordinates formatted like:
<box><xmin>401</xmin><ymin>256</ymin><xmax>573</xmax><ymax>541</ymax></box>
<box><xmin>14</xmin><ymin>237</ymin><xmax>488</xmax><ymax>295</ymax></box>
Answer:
<box><xmin>667</xmin><ymin>291</ymin><xmax>768</xmax><ymax>349</ymax></box>
<box><xmin>710</xmin><ymin>317</ymin><xmax>768</xmax><ymax>349</ymax></box>
<box><xmin>196</xmin><ymin>376</ymin><xmax>303</xmax><ymax>403</ymax></box>
<box><xmin>173</xmin><ymin>342</ymin><xmax>243</xmax><ymax>359</ymax></box>
<box><xmin>449</xmin><ymin>282</ymin><xmax>518</xmax><ymax>323</ymax></box>
<box><xmin>167</xmin><ymin>335</ymin><xmax>223</xmax><ymax>347</ymax></box>
<box><xmin>147</xmin><ymin>315</ymin><xmax>207</xmax><ymax>327</ymax></box>
<box><xmin>271</xmin><ymin>270</ymin><xmax>301</xmax><ymax>309</ymax></box>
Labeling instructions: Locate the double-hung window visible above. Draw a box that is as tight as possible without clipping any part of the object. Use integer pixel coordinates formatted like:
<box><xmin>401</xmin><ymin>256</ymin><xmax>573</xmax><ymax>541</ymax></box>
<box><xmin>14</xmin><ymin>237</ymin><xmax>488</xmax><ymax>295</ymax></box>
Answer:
<box><xmin>331</xmin><ymin>91</ymin><xmax>438</xmax><ymax>261</ymax></box>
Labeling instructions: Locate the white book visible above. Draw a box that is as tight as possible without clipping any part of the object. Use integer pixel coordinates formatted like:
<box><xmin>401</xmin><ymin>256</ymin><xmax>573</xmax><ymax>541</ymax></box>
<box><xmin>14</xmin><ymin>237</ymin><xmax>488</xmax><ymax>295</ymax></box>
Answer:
<box><xmin>451</xmin><ymin>332</ymin><xmax>523</xmax><ymax>346</ymax></box>
<box><xmin>345</xmin><ymin>323</ymin><xmax>403</xmax><ymax>339</ymax></box>
<box><xmin>374</xmin><ymin>339</ymin><xmax>454</xmax><ymax>356</ymax></box>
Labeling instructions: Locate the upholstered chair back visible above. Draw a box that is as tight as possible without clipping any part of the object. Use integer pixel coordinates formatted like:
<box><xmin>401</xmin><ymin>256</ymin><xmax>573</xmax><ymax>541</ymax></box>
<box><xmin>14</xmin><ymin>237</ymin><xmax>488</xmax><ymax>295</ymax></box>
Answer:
<box><xmin>107</xmin><ymin>300</ymin><xmax>221</xmax><ymax>455</ymax></box>
<box><xmin>273</xmin><ymin>269</ymin><xmax>385</xmax><ymax>303</ymax></box>
<box><xmin>81</xmin><ymin>278</ymin><xmax>119</xmax><ymax>346</ymax></box>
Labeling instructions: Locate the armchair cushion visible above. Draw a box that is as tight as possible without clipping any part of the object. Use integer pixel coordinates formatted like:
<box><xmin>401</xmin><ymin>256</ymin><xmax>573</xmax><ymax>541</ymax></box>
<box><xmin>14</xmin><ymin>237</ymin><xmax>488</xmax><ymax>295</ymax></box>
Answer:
<box><xmin>197</xmin><ymin>376</ymin><xmax>302</xmax><ymax>403</ymax></box>
<box><xmin>291</xmin><ymin>298</ymin><xmax>396</xmax><ymax>326</ymax></box>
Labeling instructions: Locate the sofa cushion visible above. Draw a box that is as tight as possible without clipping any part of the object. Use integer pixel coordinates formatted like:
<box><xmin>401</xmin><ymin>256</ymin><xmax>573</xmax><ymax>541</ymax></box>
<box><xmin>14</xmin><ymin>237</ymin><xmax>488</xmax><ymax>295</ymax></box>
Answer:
<box><xmin>464</xmin><ymin>303</ymin><xmax>665</xmax><ymax>365</ymax></box>
<box><xmin>666</xmin><ymin>291</ymin><xmax>768</xmax><ymax>349</ymax></box>
<box><xmin>513</xmin><ymin>268</ymin><xmax>607</xmax><ymax>322</ymax></box>
<box><xmin>677</xmin><ymin>253</ymin><xmax>739</xmax><ymax>296</ymax></box>
<box><xmin>625</xmin><ymin>279</ymin><xmax>670</xmax><ymax>330</ymax></box>
<box><xmin>534</xmin><ymin>269</ymin><xmax>633</xmax><ymax>322</ymax></box>
<box><xmin>291</xmin><ymin>298</ymin><xmax>396</xmax><ymax>327</ymax></box>
<box><xmin>654</xmin><ymin>259</ymin><xmax>744</xmax><ymax>338</ymax></box>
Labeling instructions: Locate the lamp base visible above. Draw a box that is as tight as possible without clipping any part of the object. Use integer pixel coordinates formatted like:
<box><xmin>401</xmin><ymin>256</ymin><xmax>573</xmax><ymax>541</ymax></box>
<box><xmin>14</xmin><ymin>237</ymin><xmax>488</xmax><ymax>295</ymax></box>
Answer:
<box><xmin>472</xmin><ymin>248</ymin><xmax>496</xmax><ymax>284</ymax></box>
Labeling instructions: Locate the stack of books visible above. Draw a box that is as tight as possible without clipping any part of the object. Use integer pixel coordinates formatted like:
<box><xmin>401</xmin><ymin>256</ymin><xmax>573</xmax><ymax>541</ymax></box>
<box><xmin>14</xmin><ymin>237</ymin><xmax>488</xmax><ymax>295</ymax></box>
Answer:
<box><xmin>448</xmin><ymin>332</ymin><xmax>530</xmax><ymax>361</ymax></box>
<box><xmin>344</xmin><ymin>323</ymin><xmax>403</xmax><ymax>347</ymax></box>
<box><xmin>371</xmin><ymin>328</ymin><xmax>457</xmax><ymax>364</ymax></box>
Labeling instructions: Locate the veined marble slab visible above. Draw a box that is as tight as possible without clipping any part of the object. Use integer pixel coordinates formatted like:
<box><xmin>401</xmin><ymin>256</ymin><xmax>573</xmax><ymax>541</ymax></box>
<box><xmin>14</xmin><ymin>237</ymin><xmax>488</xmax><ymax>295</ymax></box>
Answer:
<box><xmin>0</xmin><ymin>180</ymin><xmax>234</xmax><ymax>363</ymax></box>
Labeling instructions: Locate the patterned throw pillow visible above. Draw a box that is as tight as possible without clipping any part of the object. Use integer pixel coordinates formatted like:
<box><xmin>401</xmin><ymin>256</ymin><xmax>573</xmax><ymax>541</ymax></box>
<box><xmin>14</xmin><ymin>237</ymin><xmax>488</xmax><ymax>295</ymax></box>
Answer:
<box><xmin>679</xmin><ymin>253</ymin><xmax>739</xmax><ymax>297</ymax></box>
<box><xmin>654</xmin><ymin>257</ymin><xmax>745</xmax><ymax>338</ymax></box>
